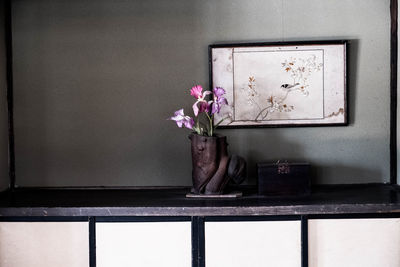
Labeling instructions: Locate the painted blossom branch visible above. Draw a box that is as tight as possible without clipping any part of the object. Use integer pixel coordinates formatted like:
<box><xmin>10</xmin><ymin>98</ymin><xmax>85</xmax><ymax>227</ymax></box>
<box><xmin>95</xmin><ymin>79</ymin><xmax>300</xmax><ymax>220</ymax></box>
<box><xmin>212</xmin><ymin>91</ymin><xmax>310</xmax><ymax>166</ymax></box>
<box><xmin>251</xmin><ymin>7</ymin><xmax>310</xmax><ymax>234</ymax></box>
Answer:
<box><xmin>247</xmin><ymin>55</ymin><xmax>322</xmax><ymax>122</ymax></box>
<box><xmin>254</xmin><ymin>87</ymin><xmax>298</xmax><ymax>121</ymax></box>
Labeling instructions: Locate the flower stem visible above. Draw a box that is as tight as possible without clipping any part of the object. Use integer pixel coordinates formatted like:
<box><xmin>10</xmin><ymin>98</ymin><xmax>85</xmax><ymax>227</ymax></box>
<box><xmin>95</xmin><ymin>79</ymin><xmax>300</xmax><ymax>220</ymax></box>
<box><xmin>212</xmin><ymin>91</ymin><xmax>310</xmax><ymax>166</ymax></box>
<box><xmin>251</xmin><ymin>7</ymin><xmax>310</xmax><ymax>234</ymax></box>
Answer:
<box><xmin>205</xmin><ymin>112</ymin><xmax>213</xmax><ymax>136</ymax></box>
<box><xmin>193</xmin><ymin>120</ymin><xmax>201</xmax><ymax>135</ymax></box>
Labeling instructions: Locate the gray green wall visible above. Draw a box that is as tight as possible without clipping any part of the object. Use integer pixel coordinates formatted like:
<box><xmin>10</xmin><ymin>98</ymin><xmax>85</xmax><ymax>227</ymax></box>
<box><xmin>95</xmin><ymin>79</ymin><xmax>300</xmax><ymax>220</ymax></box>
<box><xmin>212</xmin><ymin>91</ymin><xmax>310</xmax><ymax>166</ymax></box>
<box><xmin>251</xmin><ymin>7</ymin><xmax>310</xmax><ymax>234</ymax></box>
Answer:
<box><xmin>0</xmin><ymin>1</ymin><xmax>9</xmax><ymax>191</ymax></box>
<box><xmin>12</xmin><ymin>0</ymin><xmax>390</xmax><ymax>187</ymax></box>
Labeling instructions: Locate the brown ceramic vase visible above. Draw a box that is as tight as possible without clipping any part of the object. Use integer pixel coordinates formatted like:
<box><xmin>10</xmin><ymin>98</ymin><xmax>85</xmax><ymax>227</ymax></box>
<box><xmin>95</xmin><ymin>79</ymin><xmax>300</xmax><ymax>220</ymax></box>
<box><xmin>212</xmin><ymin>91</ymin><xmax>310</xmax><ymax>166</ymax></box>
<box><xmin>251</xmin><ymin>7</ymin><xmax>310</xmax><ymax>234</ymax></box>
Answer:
<box><xmin>189</xmin><ymin>133</ymin><xmax>230</xmax><ymax>194</ymax></box>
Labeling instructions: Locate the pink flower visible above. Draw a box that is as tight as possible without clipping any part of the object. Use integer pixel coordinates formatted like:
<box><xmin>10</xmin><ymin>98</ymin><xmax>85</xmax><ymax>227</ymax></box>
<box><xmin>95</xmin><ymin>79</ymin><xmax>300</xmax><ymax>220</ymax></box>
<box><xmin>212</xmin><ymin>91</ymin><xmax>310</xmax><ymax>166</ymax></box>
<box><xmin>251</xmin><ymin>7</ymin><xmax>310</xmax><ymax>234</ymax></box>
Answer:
<box><xmin>190</xmin><ymin>85</ymin><xmax>203</xmax><ymax>99</ymax></box>
<box><xmin>190</xmin><ymin>85</ymin><xmax>212</xmax><ymax>116</ymax></box>
<box><xmin>168</xmin><ymin>109</ymin><xmax>194</xmax><ymax>129</ymax></box>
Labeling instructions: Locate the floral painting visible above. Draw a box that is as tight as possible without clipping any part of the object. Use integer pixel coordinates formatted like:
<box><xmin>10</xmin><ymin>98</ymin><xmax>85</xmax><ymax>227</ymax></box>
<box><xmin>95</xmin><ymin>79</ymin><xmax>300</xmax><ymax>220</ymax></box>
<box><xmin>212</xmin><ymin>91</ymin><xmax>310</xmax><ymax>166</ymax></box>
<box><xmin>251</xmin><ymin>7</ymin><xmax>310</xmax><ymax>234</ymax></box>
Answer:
<box><xmin>210</xmin><ymin>42</ymin><xmax>347</xmax><ymax>127</ymax></box>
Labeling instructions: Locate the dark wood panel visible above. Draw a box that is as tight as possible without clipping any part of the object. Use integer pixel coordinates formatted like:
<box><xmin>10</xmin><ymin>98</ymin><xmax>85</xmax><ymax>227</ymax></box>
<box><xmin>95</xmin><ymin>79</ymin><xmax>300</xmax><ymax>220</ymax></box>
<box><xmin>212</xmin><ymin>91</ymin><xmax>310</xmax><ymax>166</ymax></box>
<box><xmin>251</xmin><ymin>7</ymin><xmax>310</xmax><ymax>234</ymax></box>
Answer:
<box><xmin>0</xmin><ymin>184</ymin><xmax>399</xmax><ymax>216</ymax></box>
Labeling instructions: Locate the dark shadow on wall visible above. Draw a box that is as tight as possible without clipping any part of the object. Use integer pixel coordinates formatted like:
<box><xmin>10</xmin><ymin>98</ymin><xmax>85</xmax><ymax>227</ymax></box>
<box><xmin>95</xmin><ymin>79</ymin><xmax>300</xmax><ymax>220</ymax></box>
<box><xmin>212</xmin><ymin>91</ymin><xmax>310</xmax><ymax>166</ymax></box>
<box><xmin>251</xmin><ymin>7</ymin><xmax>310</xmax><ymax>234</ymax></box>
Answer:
<box><xmin>221</xmin><ymin>127</ymin><xmax>388</xmax><ymax>185</ymax></box>
<box><xmin>224</xmin><ymin>129</ymin><xmax>305</xmax><ymax>185</ymax></box>
<box><xmin>310</xmin><ymin>164</ymin><xmax>382</xmax><ymax>185</ymax></box>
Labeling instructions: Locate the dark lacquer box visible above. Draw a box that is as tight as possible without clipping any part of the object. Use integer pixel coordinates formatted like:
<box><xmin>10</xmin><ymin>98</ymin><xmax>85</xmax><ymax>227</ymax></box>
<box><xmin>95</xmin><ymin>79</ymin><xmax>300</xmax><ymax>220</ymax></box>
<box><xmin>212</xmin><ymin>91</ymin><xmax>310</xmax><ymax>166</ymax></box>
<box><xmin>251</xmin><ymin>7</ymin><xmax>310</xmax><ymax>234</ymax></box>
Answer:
<box><xmin>257</xmin><ymin>162</ymin><xmax>311</xmax><ymax>196</ymax></box>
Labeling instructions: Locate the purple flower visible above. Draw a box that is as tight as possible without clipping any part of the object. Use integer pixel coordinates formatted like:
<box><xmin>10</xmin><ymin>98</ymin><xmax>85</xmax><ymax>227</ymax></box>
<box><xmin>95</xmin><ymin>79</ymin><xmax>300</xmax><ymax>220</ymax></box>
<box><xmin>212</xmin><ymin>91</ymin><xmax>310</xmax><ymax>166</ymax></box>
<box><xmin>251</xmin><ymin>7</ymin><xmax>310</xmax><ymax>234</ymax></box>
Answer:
<box><xmin>168</xmin><ymin>109</ymin><xmax>194</xmax><ymax>129</ymax></box>
<box><xmin>198</xmin><ymin>101</ymin><xmax>210</xmax><ymax>113</ymax></box>
<box><xmin>213</xmin><ymin>87</ymin><xmax>226</xmax><ymax>98</ymax></box>
<box><xmin>211</xmin><ymin>87</ymin><xmax>228</xmax><ymax>114</ymax></box>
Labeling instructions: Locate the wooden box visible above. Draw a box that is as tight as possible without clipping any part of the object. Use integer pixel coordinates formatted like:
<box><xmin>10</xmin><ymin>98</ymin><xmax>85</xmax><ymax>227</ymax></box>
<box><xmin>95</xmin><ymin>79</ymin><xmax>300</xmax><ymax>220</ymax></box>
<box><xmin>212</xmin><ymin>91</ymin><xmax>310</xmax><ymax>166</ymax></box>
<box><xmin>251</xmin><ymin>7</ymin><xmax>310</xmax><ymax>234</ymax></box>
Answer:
<box><xmin>257</xmin><ymin>162</ymin><xmax>311</xmax><ymax>196</ymax></box>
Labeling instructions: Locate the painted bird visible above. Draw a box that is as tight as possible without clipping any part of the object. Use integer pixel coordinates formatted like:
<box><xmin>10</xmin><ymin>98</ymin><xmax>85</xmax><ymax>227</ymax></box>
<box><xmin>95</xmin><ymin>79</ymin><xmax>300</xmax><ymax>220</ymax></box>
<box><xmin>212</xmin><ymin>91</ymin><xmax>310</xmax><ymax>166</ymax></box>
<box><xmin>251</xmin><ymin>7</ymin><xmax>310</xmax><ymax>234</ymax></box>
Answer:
<box><xmin>280</xmin><ymin>83</ymin><xmax>300</xmax><ymax>90</ymax></box>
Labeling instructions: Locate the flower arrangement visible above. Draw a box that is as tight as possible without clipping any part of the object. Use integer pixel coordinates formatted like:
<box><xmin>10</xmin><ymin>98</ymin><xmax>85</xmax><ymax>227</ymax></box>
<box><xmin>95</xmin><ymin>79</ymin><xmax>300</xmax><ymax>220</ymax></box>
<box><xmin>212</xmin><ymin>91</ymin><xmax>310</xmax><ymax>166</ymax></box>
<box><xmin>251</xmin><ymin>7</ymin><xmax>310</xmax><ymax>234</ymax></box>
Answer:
<box><xmin>169</xmin><ymin>85</ymin><xmax>228</xmax><ymax>137</ymax></box>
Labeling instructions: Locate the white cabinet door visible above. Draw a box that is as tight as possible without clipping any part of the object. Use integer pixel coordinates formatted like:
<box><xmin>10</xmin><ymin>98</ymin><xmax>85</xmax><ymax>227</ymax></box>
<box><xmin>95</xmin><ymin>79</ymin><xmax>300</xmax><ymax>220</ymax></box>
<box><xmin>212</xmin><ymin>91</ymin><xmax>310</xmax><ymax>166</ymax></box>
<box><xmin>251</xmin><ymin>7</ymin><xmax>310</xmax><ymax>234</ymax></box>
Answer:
<box><xmin>96</xmin><ymin>221</ymin><xmax>191</xmax><ymax>267</ymax></box>
<box><xmin>205</xmin><ymin>220</ymin><xmax>301</xmax><ymax>267</ymax></box>
<box><xmin>0</xmin><ymin>222</ymin><xmax>89</xmax><ymax>267</ymax></box>
<box><xmin>309</xmin><ymin>218</ymin><xmax>400</xmax><ymax>267</ymax></box>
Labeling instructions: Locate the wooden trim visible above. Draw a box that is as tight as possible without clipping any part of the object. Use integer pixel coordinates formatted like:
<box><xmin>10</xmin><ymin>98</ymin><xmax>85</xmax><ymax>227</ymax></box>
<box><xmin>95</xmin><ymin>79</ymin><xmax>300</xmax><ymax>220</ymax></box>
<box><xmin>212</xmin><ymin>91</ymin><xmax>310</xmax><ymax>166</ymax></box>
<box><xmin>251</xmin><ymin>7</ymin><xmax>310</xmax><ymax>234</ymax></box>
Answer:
<box><xmin>89</xmin><ymin>217</ymin><xmax>96</xmax><ymax>267</ymax></box>
<box><xmin>391</xmin><ymin>0</ymin><xmax>398</xmax><ymax>184</ymax></box>
<box><xmin>308</xmin><ymin>213</ymin><xmax>400</xmax><ymax>220</ymax></box>
<box><xmin>9</xmin><ymin>185</ymin><xmax>192</xmax><ymax>191</ymax></box>
<box><xmin>95</xmin><ymin>216</ymin><xmax>192</xmax><ymax>223</ymax></box>
<box><xmin>0</xmin><ymin>216</ymin><xmax>89</xmax><ymax>222</ymax></box>
<box><xmin>301</xmin><ymin>215</ymin><xmax>308</xmax><ymax>267</ymax></box>
<box><xmin>209</xmin><ymin>40</ymin><xmax>348</xmax><ymax>49</ymax></box>
<box><xmin>192</xmin><ymin>217</ymin><xmax>205</xmax><ymax>267</ymax></box>
<box><xmin>204</xmin><ymin>215</ymin><xmax>301</xmax><ymax>222</ymax></box>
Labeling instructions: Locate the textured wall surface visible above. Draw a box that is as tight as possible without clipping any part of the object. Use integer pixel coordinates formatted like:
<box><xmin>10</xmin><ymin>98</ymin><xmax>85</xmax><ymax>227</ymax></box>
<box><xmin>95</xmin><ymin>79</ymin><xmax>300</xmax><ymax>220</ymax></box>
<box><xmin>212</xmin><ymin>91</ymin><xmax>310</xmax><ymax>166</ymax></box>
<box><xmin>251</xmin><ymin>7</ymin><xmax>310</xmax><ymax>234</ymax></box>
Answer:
<box><xmin>0</xmin><ymin>2</ymin><xmax>9</xmax><ymax>191</ymax></box>
<box><xmin>12</xmin><ymin>0</ymin><xmax>390</xmax><ymax>186</ymax></box>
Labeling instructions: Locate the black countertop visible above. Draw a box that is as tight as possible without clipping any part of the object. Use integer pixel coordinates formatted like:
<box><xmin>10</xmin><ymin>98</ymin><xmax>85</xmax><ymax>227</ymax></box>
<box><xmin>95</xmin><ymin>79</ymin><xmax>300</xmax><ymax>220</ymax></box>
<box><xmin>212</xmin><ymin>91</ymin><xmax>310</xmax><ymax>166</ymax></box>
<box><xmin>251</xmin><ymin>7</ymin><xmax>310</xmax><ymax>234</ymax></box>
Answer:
<box><xmin>0</xmin><ymin>184</ymin><xmax>399</xmax><ymax>217</ymax></box>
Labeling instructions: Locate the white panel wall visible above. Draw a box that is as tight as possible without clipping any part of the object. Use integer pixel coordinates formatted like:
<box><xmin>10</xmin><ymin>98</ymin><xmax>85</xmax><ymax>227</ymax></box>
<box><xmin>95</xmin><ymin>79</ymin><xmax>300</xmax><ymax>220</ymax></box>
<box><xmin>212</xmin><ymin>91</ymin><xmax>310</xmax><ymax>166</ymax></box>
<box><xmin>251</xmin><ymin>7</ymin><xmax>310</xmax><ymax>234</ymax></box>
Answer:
<box><xmin>309</xmin><ymin>218</ymin><xmax>400</xmax><ymax>267</ymax></box>
<box><xmin>0</xmin><ymin>222</ymin><xmax>89</xmax><ymax>267</ymax></box>
<box><xmin>205</xmin><ymin>220</ymin><xmax>301</xmax><ymax>267</ymax></box>
<box><xmin>96</xmin><ymin>221</ymin><xmax>191</xmax><ymax>267</ymax></box>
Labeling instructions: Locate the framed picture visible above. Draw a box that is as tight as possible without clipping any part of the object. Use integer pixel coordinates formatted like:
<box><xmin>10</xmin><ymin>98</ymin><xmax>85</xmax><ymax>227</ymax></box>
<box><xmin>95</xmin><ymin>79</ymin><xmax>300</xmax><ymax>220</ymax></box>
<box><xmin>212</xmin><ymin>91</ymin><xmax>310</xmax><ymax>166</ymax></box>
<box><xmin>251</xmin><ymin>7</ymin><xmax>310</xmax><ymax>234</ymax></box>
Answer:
<box><xmin>209</xmin><ymin>40</ymin><xmax>348</xmax><ymax>127</ymax></box>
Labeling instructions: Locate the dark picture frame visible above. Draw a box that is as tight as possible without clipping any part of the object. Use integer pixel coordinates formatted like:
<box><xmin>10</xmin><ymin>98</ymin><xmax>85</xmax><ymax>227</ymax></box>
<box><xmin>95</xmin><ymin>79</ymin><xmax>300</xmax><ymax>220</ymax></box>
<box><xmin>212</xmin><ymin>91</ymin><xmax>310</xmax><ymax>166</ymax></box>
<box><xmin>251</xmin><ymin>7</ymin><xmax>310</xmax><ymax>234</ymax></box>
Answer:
<box><xmin>209</xmin><ymin>40</ymin><xmax>348</xmax><ymax>128</ymax></box>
